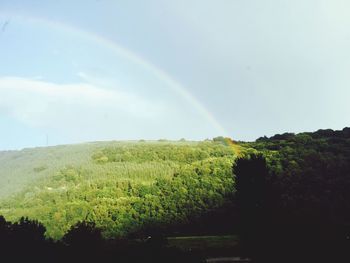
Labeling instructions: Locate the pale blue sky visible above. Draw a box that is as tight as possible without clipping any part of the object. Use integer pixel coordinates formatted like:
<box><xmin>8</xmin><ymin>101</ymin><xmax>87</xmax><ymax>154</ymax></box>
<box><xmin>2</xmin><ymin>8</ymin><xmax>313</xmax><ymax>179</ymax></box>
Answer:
<box><xmin>0</xmin><ymin>0</ymin><xmax>349</xmax><ymax>150</ymax></box>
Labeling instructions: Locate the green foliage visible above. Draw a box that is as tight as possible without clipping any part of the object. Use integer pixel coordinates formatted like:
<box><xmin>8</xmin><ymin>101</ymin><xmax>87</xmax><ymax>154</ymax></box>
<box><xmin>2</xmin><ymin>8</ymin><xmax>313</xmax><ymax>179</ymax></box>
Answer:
<box><xmin>91</xmin><ymin>141</ymin><xmax>234</xmax><ymax>164</ymax></box>
<box><xmin>244</xmin><ymin>127</ymin><xmax>350</xmax><ymax>224</ymax></box>
<box><xmin>0</xmin><ymin>140</ymin><xmax>239</xmax><ymax>240</ymax></box>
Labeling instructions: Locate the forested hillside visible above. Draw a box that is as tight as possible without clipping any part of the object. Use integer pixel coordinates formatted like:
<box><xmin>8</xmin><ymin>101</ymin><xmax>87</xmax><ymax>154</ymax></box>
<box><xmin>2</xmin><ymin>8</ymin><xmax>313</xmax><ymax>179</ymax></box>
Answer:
<box><xmin>0</xmin><ymin>142</ymin><xmax>108</xmax><ymax>198</ymax></box>
<box><xmin>0</xmin><ymin>139</ymin><xmax>239</xmax><ymax>239</ymax></box>
<box><xmin>237</xmin><ymin>127</ymin><xmax>350</xmax><ymax>262</ymax></box>
<box><xmin>246</xmin><ymin>127</ymin><xmax>350</xmax><ymax>217</ymax></box>
<box><xmin>1</xmin><ymin>126</ymin><xmax>350</xmax><ymax>257</ymax></box>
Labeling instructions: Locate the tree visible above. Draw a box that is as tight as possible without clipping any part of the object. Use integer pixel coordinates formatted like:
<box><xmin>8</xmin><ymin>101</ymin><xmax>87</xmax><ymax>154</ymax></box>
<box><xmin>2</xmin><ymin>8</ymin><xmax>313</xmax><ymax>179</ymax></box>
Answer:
<box><xmin>11</xmin><ymin>217</ymin><xmax>46</xmax><ymax>243</ymax></box>
<box><xmin>62</xmin><ymin>221</ymin><xmax>103</xmax><ymax>249</ymax></box>
<box><xmin>233</xmin><ymin>154</ymin><xmax>271</xmax><ymax>258</ymax></box>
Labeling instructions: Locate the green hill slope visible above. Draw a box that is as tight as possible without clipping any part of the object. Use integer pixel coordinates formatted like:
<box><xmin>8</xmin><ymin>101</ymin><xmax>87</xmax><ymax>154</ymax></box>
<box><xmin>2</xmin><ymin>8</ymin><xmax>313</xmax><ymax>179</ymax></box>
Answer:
<box><xmin>0</xmin><ymin>140</ymin><xmax>239</xmax><ymax>239</ymax></box>
<box><xmin>0</xmin><ymin>142</ymin><xmax>102</xmax><ymax>198</ymax></box>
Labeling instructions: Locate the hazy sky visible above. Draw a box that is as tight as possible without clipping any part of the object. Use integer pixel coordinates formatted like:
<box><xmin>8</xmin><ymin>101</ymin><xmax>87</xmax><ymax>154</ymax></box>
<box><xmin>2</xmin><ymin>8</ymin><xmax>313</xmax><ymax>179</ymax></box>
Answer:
<box><xmin>0</xmin><ymin>0</ymin><xmax>349</xmax><ymax>149</ymax></box>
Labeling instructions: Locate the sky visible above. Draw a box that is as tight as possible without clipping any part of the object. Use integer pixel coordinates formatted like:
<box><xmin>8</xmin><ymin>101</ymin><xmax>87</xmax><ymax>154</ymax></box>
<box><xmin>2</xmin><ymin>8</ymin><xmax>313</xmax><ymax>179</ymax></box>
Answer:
<box><xmin>0</xmin><ymin>0</ymin><xmax>349</xmax><ymax>150</ymax></box>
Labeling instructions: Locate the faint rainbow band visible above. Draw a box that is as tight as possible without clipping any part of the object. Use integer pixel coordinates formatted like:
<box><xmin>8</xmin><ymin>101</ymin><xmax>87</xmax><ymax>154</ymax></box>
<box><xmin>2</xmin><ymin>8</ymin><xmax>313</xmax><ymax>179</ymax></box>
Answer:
<box><xmin>0</xmin><ymin>12</ymin><xmax>229</xmax><ymax>136</ymax></box>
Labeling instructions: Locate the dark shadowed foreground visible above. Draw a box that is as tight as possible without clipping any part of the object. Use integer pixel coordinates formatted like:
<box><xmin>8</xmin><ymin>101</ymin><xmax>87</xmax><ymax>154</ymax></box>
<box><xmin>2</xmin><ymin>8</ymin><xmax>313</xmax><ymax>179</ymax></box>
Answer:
<box><xmin>0</xmin><ymin>217</ymin><xmax>204</xmax><ymax>263</ymax></box>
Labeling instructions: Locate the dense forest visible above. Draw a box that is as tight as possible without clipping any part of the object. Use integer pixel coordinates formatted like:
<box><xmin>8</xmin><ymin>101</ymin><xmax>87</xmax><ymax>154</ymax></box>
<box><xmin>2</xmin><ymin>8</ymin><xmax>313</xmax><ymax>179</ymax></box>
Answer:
<box><xmin>0</xmin><ymin>128</ymin><xmax>350</xmax><ymax>262</ymax></box>
<box><xmin>0</xmin><ymin>139</ymin><xmax>239</xmax><ymax>239</ymax></box>
<box><xmin>247</xmin><ymin>127</ymin><xmax>350</xmax><ymax>224</ymax></box>
<box><xmin>237</xmin><ymin>127</ymin><xmax>350</xmax><ymax>262</ymax></box>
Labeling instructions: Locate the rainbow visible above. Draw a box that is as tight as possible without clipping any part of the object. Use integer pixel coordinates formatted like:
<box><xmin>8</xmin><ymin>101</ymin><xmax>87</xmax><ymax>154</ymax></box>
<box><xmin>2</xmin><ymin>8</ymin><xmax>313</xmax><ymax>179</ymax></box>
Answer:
<box><xmin>0</xmin><ymin>12</ymin><xmax>229</xmax><ymax>136</ymax></box>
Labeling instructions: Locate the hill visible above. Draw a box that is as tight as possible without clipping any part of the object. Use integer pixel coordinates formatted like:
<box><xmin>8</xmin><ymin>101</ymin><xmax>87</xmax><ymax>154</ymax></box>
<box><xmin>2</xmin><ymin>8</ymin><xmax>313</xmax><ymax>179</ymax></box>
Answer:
<box><xmin>1</xmin><ymin>127</ymin><xmax>349</xmax><ymax>242</ymax></box>
<box><xmin>0</xmin><ymin>139</ymin><xmax>239</xmax><ymax>239</ymax></box>
<box><xmin>1</xmin><ymin>129</ymin><xmax>350</xmax><ymax>262</ymax></box>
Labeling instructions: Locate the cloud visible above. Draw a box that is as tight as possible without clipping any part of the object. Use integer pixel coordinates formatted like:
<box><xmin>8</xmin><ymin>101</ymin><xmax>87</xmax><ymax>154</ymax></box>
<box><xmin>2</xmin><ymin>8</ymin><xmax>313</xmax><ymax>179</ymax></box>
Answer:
<box><xmin>0</xmin><ymin>76</ymin><xmax>165</xmax><ymax>138</ymax></box>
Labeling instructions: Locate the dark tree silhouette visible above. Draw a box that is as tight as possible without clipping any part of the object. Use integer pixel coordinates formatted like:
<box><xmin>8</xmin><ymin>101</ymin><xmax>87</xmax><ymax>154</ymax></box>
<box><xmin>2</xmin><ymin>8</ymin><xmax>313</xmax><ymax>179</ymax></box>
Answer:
<box><xmin>0</xmin><ymin>215</ymin><xmax>9</xmax><ymax>247</ymax></box>
<box><xmin>234</xmin><ymin>154</ymin><xmax>272</xmax><ymax>259</ymax></box>
<box><xmin>11</xmin><ymin>217</ymin><xmax>46</xmax><ymax>243</ymax></box>
<box><xmin>62</xmin><ymin>221</ymin><xmax>103</xmax><ymax>248</ymax></box>
<box><xmin>0</xmin><ymin>217</ymin><xmax>50</xmax><ymax>262</ymax></box>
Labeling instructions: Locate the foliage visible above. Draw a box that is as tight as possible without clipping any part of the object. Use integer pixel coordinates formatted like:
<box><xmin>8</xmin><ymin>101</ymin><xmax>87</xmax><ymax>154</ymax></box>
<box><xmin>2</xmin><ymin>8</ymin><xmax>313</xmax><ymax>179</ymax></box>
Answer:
<box><xmin>239</xmin><ymin>128</ymin><xmax>350</xmax><ymax>261</ymax></box>
<box><xmin>62</xmin><ymin>221</ymin><xmax>103</xmax><ymax>247</ymax></box>
<box><xmin>0</xmin><ymin>140</ymin><xmax>239</xmax><ymax>239</ymax></box>
<box><xmin>0</xmin><ymin>216</ymin><xmax>202</xmax><ymax>263</ymax></box>
<box><xmin>245</xmin><ymin>127</ymin><xmax>350</xmax><ymax>220</ymax></box>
